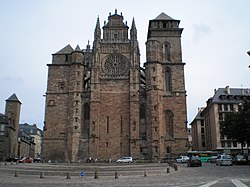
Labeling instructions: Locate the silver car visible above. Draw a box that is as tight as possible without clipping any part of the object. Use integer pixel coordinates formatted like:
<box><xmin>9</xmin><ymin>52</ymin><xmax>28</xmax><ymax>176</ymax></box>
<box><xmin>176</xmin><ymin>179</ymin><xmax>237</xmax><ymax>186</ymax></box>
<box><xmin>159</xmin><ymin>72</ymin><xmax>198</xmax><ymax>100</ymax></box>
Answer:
<box><xmin>116</xmin><ymin>157</ymin><xmax>133</xmax><ymax>163</ymax></box>
<box><xmin>176</xmin><ymin>156</ymin><xmax>189</xmax><ymax>163</ymax></box>
<box><xmin>216</xmin><ymin>155</ymin><xmax>233</xmax><ymax>166</ymax></box>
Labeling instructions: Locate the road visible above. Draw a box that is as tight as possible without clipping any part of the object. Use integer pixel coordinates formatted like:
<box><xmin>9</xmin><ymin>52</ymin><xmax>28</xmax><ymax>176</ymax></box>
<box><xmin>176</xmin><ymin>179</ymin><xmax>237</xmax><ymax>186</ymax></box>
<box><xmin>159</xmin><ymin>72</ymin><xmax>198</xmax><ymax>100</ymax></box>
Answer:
<box><xmin>0</xmin><ymin>162</ymin><xmax>249</xmax><ymax>187</ymax></box>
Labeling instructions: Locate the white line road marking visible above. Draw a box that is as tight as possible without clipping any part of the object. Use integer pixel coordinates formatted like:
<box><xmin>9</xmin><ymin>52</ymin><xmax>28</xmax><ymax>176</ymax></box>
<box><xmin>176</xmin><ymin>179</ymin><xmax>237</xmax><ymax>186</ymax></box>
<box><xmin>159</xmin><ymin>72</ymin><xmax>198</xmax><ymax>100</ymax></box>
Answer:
<box><xmin>231</xmin><ymin>179</ymin><xmax>248</xmax><ymax>187</ymax></box>
<box><xmin>199</xmin><ymin>180</ymin><xmax>218</xmax><ymax>187</ymax></box>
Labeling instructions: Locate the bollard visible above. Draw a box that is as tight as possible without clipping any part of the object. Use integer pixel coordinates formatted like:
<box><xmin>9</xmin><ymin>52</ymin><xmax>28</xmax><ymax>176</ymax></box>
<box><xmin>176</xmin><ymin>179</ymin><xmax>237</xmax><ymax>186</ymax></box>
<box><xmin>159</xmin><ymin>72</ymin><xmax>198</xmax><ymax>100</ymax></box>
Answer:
<box><xmin>66</xmin><ymin>172</ymin><xmax>71</xmax><ymax>179</ymax></box>
<box><xmin>5</xmin><ymin>161</ymin><xmax>7</xmax><ymax>166</ymax></box>
<box><xmin>114</xmin><ymin>171</ymin><xmax>118</xmax><ymax>179</ymax></box>
<box><xmin>144</xmin><ymin>170</ymin><xmax>147</xmax><ymax>177</ymax></box>
<box><xmin>11</xmin><ymin>161</ymin><xmax>13</xmax><ymax>165</ymax></box>
<box><xmin>40</xmin><ymin>172</ymin><xmax>44</xmax><ymax>179</ymax></box>
<box><xmin>14</xmin><ymin>171</ymin><xmax>19</xmax><ymax>177</ymax></box>
<box><xmin>94</xmin><ymin>171</ymin><xmax>98</xmax><ymax>179</ymax></box>
<box><xmin>166</xmin><ymin>167</ymin><xmax>170</xmax><ymax>173</ymax></box>
<box><xmin>173</xmin><ymin>164</ymin><xmax>178</xmax><ymax>171</ymax></box>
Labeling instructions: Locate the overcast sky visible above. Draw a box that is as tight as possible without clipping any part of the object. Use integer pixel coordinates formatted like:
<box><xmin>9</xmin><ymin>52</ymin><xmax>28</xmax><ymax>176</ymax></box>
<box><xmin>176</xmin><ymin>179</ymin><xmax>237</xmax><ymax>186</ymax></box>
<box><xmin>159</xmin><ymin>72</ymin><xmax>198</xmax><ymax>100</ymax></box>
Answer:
<box><xmin>1</xmin><ymin>0</ymin><xmax>249</xmax><ymax>130</ymax></box>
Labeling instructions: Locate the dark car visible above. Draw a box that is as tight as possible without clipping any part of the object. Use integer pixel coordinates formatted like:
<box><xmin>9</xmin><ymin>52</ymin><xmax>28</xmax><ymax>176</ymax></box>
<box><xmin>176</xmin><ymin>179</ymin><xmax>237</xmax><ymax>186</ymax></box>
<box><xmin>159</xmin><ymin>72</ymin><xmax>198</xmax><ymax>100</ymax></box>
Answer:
<box><xmin>187</xmin><ymin>156</ymin><xmax>202</xmax><ymax>167</ymax></box>
<box><xmin>232</xmin><ymin>155</ymin><xmax>247</xmax><ymax>165</ymax></box>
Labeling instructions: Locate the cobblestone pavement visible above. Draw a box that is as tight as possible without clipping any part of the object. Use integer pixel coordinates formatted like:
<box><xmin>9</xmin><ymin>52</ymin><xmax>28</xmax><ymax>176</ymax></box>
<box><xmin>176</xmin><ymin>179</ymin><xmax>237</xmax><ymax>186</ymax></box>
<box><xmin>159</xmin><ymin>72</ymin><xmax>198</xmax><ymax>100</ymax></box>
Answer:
<box><xmin>0</xmin><ymin>162</ymin><xmax>249</xmax><ymax>187</ymax></box>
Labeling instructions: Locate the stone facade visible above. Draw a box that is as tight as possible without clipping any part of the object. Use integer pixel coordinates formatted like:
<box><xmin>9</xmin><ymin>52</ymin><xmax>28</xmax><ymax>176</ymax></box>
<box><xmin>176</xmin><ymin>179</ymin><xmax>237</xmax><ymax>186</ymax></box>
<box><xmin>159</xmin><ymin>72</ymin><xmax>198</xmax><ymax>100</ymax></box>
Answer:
<box><xmin>190</xmin><ymin>86</ymin><xmax>250</xmax><ymax>154</ymax></box>
<box><xmin>0</xmin><ymin>94</ymin><xmax>22</xmax><ymax>161</ymax></box>
<box><xmin>43</xmin><ymin>11</ymin><xmax>188</xmax><ymax>162</ymax></box>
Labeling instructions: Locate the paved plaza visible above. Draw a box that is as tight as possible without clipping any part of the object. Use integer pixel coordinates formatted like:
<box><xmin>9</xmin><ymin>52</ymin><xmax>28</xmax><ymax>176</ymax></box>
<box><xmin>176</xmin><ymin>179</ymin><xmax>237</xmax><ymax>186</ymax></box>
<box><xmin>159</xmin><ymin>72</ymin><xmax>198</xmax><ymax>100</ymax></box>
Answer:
<box><xmin>0</xmin><ymin>162</ymin><xmax>250</xmax><ymax>187</ymax></box>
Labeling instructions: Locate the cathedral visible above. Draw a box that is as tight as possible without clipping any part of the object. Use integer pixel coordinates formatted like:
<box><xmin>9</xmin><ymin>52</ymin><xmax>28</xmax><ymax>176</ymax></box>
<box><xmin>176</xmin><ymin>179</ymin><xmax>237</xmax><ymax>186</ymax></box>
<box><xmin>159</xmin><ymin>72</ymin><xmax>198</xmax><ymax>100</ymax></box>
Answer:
<box><xmin>43</xmin><ymin>10</ymin><xmax>188</xmax><ymax>162</ymax></box>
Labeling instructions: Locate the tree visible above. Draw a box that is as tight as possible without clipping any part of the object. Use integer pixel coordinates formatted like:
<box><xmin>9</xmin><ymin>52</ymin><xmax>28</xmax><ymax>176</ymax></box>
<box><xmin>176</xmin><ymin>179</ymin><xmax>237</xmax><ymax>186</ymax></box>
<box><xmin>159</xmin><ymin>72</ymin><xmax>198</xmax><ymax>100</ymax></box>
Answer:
<box><xmin>221</xmin><ymin>101</ymin><xmax>250</xmax><ymax>154</ymax></box>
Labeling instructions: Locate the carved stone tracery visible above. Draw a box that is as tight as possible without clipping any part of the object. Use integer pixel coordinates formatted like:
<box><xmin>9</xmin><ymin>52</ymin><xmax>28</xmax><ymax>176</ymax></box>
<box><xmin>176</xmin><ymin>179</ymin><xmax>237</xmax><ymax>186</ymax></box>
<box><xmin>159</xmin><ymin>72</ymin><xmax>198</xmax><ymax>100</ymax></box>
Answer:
<box><xmin>103</xmin><ymin>53</ymin><xmax>128</xmax><ymax>77</ymax></box>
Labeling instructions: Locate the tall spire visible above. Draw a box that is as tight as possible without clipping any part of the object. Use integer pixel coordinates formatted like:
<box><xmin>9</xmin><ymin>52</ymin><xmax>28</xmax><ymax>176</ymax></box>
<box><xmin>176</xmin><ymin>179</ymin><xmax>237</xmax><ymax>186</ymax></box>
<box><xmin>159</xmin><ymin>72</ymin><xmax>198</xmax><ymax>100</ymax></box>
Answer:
<box><xmin>94</xmin><ymin>16</ymin><xmax>101</xmax><ymax>40</ymax></box>
<box><xmin>130</xmin><ymin>17</ymin><xmax>137</xmax><ymax>40</ymax></box>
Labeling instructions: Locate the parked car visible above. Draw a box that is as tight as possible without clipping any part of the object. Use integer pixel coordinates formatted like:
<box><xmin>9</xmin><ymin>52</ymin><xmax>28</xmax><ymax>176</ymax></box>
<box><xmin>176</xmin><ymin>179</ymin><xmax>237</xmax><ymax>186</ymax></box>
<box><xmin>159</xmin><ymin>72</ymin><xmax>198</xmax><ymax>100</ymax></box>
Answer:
<box><xmin>116</xmin><ymin>157</ymin><xmax>133</xmax><ymax>163</ymax></box>
<box><xmin>17</xmin><ymin>157</ymin><xmax>33</xmax><ymax>163</ymax></box>
<box><xmin>33</xmin><ymin>157</ymin><xmax>42</xmax><ymax>163</ymax></box>
<box><xmin>232</xmin><ymin>155</ymin><xmax>247</xmax><ymax>165</ymax></box>
<box><xmin>176</xmin><ymin>156</ymin><xmax>189</xmax><ymax>163</ymax></box>
<box><xmin>5</xmin><ymin>156</ymin><xmax>22</xmax><ymax>162</ymax></box>
<box><xmin>216</xmin><ymin>155</ymin><xmax>232</xmax><ymax>166</ymax></box>
<box><xmin>187</xmin><ymin>156</ymin><xmax>202</xmax><ymax>167</ymax></box>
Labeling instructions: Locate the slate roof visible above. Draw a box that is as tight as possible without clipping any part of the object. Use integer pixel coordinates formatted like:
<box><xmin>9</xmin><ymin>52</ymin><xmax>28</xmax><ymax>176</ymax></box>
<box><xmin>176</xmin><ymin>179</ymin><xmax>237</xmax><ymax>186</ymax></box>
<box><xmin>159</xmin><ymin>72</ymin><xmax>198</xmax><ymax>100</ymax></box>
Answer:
<box><xmin>210</xmin><ymin>87</ymin><xmax>250</xmax><ymax>104</ymax></box>
<box><xmin>54</xmin><ymin>44</ymin><xmax>74</xmax><ymax>54</ymax></box>
<box><xmin>6</xmin><ymin>93</ymin><xmax>21</xmax><ymax>104</ymax></box>
<box><xmin>75</xmin><ymin>45</ymin><xmax>81</xmax><ymax>51</ymax></box>
<box><xmin>19</xmin><ymin>123</ymin><xmax>43</xmax><ymax>135</ymax></box>
<box><xmin>154</xmin><ymin>12</ymin><xmax>174</xmax><ymax>20</ymax></box>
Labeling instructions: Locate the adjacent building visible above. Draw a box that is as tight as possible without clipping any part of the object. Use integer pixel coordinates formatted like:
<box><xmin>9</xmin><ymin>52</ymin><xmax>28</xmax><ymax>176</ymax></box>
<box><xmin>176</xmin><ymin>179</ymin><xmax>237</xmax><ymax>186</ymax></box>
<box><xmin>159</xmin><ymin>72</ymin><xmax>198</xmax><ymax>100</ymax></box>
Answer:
<box><xmin>0</xmin><ymin>94</ymin><xmax>22</xmax><ymax>161</ymax></box>
<box><xmin>43</xmin><ymin>10</ymin><xmax>188</xmax><ymax>162</ymax></box>
<box><xmin>19</xmin><ymin>123</ymin><xmax>43</xmax><ymax>158</ymax></box>
<box><xmin>190</xmin><ymin>86</ymin><xmax>250</xmax><ymax>155</ymax></box>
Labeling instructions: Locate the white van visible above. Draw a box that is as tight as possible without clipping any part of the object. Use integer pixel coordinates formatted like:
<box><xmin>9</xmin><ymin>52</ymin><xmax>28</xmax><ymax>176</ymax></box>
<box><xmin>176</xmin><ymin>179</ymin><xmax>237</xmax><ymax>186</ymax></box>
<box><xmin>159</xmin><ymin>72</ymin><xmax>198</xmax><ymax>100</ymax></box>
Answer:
<box><xmin>116</xmin><ymin>157</ymin><xmax>133</xmax><ymax>163</ymax></box>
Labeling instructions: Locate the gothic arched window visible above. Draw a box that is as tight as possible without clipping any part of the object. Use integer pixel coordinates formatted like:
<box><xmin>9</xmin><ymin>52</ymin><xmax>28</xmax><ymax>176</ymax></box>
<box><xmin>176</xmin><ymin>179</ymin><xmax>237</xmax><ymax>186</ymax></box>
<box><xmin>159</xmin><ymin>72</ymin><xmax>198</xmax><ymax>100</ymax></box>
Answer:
<box><xmin>165</xmin><ymin>67</ymin><xmax>172</xmax><ymax>93</ymax></box>
<box><xmin>165</xmin><ymin>110</ymin><xmax>174</xmax><ymax>137</ymax></box>
<box><xmin>164</xmin><ymin>43</ymin><xmax>171</xmax><ymax>62</ymax></box>
<box><xmin>84</xmin><ymin>103</ymin><xmax>90</xmax><ymax>120</ymax></box>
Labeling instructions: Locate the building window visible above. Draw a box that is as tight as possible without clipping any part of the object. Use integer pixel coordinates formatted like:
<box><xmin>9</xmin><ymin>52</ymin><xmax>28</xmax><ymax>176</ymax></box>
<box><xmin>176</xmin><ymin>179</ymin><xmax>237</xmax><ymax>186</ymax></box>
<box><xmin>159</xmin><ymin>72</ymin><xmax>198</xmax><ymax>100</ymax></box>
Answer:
<box><xmin>105</xmin><ymin>142</ymin><xmax>109</xmax><ymax>148</ymax></box>
<box><xmin>154</xmin><ymin>127</ymin><xmax>157</xmax><ymax>132</ymax></box>
<box><xmin>140</xmin><ymin>103</ymin><xmax>145</xmax><ymax>119</ymax></box>
<box><xmin>48</xmin><ymin>100</ymin><xmax>55</xmax><ymax>106</ymax></box>
<box><xmin>219</xmin><ymin>113</ymin><xmax>223</xmax><ymax>121</ymax></box>
<box><xmin>84</xmin><ymin>103</ymin><xmax>90</xmax><ymax>120</ymax></box>
<box><xmin>221</xmin><ymin>141</ymin><xmax>225</xmax><ymax>147</ymax></box>
<box><xmin>233</xmin><ymin>142</ymin><xmax>237</xmax><ymax>147</ymax></box>
<box><xmin>201</xmin><ymin>120</ymin><xmax>204</xmax><ymax>127</ymax></box>
<box><xmin>155</xmin><ymin>146</ymin><xmax>158</xmax><ymax>153</ymax></box>
<box><xmin>166</xmin><ymin>146</ymin><xmax>171</xmax><ymax>153</ymax></box>
<box><xmin>227</xmin><ymin>142</ymin><xmax>231</xmax><ymax>147</ymax></box>
<box><xmin>164</xmin><ymin>43</ymin><xmax>171</xmax><ymax>62</ymax></box>
<box><xmin>165</xmin><ymin>110</ymin><xmax>174</xmax><ymax>137</ymax></box>
<box><xmin>224</xmin><ymin>104</ymin><xmax>228</xmax><ymax>111</ymax></box>
<box><xmin>106</xmin><ymin>116</ymin><xmax>109</xmax><ymax>133</ymax></box>
<box><xmin>165</xmin><ymin>67</ymin><xmax>172</xmax><ymax>93</ymax></box>
<box><xmin>201</xmin><ymin>128</ymin><xmax>205</xmax><ymax>133</ymax></box>
<box><xmin>230</xmin><ymin>104</ymin><xmax>234</xmax><ymax>111</ymax></box>
<box><xmin>120</xmin><ymin>116</ymin><xmax>123</xmax><ymax>133</ymax></box>
<box><xmin>218</xmin><ymin>104</ymin><xmax>222</xmax><ymax>111</ymax></box>
<box><xmin>202</xmin><ymin>142</ymin><xmax>205</xmax><ymax>147</ymax></box>
<box><xmin>58</xmin><ymin>82</ymin><xmax>65</xmax><ymax>91</ymax></box>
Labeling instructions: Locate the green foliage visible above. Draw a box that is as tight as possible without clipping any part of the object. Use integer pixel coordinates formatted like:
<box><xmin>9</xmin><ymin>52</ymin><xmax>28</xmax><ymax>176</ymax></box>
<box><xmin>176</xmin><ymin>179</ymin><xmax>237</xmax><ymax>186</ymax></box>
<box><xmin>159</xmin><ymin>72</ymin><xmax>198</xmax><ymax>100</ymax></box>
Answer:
<box><xmin>221</xmin><ymin>101</ymin><xmax>250</xmax><ymax>148</ymax></box>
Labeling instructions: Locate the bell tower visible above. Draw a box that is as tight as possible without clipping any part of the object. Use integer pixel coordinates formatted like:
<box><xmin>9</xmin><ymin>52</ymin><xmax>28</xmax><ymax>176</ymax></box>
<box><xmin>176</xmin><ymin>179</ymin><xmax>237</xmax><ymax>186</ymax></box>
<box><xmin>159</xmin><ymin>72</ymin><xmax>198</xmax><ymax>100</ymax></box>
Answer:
<box><xmin>145</xmin><ymin>13</ymin><xmax>188</xmax><ymax>160</ymax></box>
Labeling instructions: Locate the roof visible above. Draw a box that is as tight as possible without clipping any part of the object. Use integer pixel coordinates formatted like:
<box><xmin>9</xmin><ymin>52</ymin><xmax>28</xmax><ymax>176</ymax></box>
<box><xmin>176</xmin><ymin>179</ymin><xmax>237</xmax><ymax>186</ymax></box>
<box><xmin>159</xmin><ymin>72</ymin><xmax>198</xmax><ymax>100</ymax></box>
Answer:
<box><xmin>19</xmin><ymin>123</ymin><xmax>43</xmax><ymax>135</ymax></box>
<box><xmin>6</xmin><ymin>93</ymin><xmax>21</xmax><ymax>104</ymax></box>
<box><xmin>211</xmin><ymin>87</ymin><xmax>250</xmax><ymax>104</ymax></box>
<box><xmin>75</xmin><ymin>45</ymin><xmax>81</xmax><ymax>51</ymax></box>
<box><xmin>54</xmin><ymin>44</ymin><xmax>74</xmax><ymax>54</ymax></box>
<box><xmin>154</xmin><ymin>12</ymin><xmax>174</xmax><ymax>20</ymax></box>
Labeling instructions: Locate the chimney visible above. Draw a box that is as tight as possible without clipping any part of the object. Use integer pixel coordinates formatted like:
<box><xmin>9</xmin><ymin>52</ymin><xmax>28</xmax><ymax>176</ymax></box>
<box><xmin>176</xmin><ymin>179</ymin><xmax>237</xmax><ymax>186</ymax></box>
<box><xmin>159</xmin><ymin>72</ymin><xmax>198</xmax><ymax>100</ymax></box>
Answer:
<box><xmin>225</xmin><ymin>86</ymin><xmax>230</xmax><ymax>94</ymax></box>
